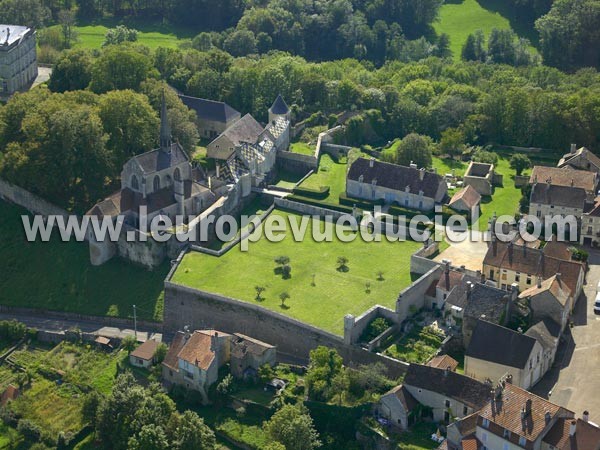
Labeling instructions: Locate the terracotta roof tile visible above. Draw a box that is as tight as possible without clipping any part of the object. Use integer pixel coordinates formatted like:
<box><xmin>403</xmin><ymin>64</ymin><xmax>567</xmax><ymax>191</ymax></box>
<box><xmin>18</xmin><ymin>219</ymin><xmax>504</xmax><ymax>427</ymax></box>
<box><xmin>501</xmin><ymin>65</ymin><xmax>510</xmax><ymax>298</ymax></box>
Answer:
<box><xmin>543</xmin><ymin>418</ymin><xmax>600</xmax><ymax>450</ymax></box>
<box><xmin>427</xmin><ymin>354</ymin><xmax>459</xmax><ymax>371</ymax></box>
<box><xmin>177</xmin><ymin>331</ymin><xmax>215</xmax><ymax>370</ymax></box>
<box><xmin>130</xmin><ymin>339</ymin><xmax>159</xmax><ymax>361</ymax></box>
<box><xmin>529</xmin><ymin>166</ymin><xmax>597</xmax><ymax>193</ymax></box>
<box><xmin>449</xmin><ymin>185</ymin><xmax>481</xmax><ymax>210</ymax></box>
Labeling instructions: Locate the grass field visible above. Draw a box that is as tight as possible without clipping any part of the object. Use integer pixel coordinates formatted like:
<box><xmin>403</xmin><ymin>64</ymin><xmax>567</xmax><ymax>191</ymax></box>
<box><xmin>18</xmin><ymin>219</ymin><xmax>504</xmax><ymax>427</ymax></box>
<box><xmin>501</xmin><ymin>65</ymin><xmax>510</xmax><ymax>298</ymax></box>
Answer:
<box><xmin>290</xmin><ymin>142</ymin><xmax>315</xmax><ymax>156</ymax></box>
<box><xmin>0</xmin><ymin>200</ymin><xmax>167</xmax><ymax>320</ymax></box>
<box><xmin>434</xmin><ymin>0</ymin><xmax>537</xmax><ymax>60</ymax></box>
<box><xmin>171</xmin><ymin>210</ymin><xmax>422</xmax><ymax>335</ymax></box>
<box><xmin>298</xmin><ymin>154</ymin><xmax>350</xmax><ymax>202</ymax></box>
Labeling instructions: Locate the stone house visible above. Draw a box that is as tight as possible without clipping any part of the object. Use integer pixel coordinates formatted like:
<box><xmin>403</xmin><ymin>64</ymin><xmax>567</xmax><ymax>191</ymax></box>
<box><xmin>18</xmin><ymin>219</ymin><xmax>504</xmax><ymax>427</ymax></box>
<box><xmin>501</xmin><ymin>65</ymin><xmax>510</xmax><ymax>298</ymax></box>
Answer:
<box><xmin>375</xmin><ymin>384</ymin><xmax>418</xmax><ymax>430</ymax></box>
<box><xmin>529</xmin><ymin>165</ymin><xmax>598</xmax><ymax>202</ymax></box>
<box><xmin>445</xmin><ymin>383</ymin><xmax>600</xmax><ymax>450</ymax></box>
<box><xmin>463</xmin><ymin>161</ymin><xmax>500</xmax><ymax>196</ymax></box>
<box><xmin>558</xmin><ymin>144</ymin><xmax>600</xmax><ymax>174</ymax></box>
<box><xmin>403</xmin><ymin>364</ymin><xmax>490</xmax><ymax>424</ymax></box>
<box><xmin>0</xmin><ymin>25</ymin><xmax>37</xmax><ymax>97</ymax></box>
<box><xmin>130</xmin><ymin>339</ymin><xmax>160</xmax><ymax>369</ymax></box>
<box><xmin>162</xmin><ymin>330</ymin><xmax>231</xmax><ymax>404</ymax></box>
<box><xmin>448</xmin><ymin>185</ymin><xmax>481</xmax><ymax>215</ymax></box>
<box><xmin>462</xmin><ymin>282</ymin><xmax>515</xmax><ymax>347</ymax></box>
<box><xmin>519</xmin><ymin>274</ymin><xmax>572</xmax><ymax>331</ymax></box>
<box><xmin>178</xmin><ymin>94</ymin><xmax>241</xmax><ymax>140</ymax></box>
<box><xmin>229</xmin><ymin>333</ymin><xmax>276</xmax><ymax>380</ymax></box>
<box><xmin>580</xmin><ymin>196</ymin><xmax>600</xmax><ymax>246</ymax></box>
<box><xmin>346</xmin><ymin>158</ymin><xmax>447</xmax><ymax>211</ymax></box>
<box><xmin>465</xmin><ymin>319</ymin><xmax>556</xmax><ymax>390</ymax></box>
<box><xmin>529</xmin><ymin>181</ymin><xmax>588</xmax><ymax>225</ymax></box>
<box><xmin>483</xmin><ymin>239</ymin><xmax>585</xmax><ymax>300</ymax></box>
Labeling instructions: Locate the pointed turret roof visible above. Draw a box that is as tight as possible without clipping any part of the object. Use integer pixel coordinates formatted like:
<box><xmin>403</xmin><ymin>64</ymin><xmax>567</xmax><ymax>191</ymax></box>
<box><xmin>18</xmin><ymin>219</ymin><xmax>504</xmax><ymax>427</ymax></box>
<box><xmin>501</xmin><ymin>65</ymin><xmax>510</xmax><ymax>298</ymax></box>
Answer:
<box><xmin>269</xmin><ymin>94</ymin><xmax>289</xmax><ymax>115</ymax></box>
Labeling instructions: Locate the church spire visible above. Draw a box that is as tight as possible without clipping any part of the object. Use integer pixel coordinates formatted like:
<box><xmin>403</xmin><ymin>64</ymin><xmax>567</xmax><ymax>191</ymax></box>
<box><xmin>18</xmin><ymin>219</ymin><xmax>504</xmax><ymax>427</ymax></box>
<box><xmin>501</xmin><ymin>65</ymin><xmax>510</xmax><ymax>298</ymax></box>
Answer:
<box><xmin>160</xmin><ymin>90</ymin><xmax>172</xmax><ymax>152</ymax></box>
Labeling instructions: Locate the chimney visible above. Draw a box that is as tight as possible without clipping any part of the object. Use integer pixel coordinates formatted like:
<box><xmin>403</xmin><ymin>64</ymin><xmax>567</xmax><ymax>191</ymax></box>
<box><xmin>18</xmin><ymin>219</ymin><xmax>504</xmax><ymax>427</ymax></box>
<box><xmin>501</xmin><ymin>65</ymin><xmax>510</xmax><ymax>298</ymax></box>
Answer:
<box><xmin>508</xmin><ymin>241</ymin><xmax>514</xmax><ymax>264</ymax></box>
<box><xmin>569</xmin><ymin>420</ymin><xmax>577</xmax><ymax>437</ymax></box>
<box><xmin>210</xmin><ymin>331</ymin><xmax>219</xmax><ymax>353</ymax></box>
<box><xmin>419</xmin><ymin>167</ymin><xmax>425</xmax><ymax>181</ymax></box>
<box><xmin>506</xmin><ymin>374</ymin><xmax>513</xmax><ymax>384</ymax></box>
<box><xmin>5</xmin><ymin>27</ymin><xmax>9</xmax><ymax>45</ymax></box>
<box><xmin>571</xmin><ymin>179</ymin><xmax>575</xmax><ymax>187</ymax></box>
<box><xmin>556</xmin><ymin>272</ymin><xmax>561</xmax><ymax>282</ymax></box>
<box><xmin>583</xmin><ymin>411</ymin><xmax>590</xmax><ymax>422</ymax></box>
<box><xmin>444</xmin><ymin>366</ymin><xmax>450</xmax><ymax>377</ymax></box>
<box><xmin>545</xmin><ymin>411</ymin><xmax>552</xmax><ymax>425</ymax></box>
<box><xmin>537</xmin><ymin>276</ymin><xmax>542</xmax><ymax>288</ymax></box>
<box><xmin>492</xmin><ymin>234</ymin><xmax>498</xmax><ymax>257</ymax></box>
<box><xmin>571</xmin><ymin>143</ymin><xmax>577</xmax><ymax>154</ymax></box>
<box><xmin>183</xmin><ymin>326</ymin><xmax>191</xmax><ymax>342</ymax></box>
<box><xmin>369</xmin><ymin>157</ymin><xmax>375</xmax><ymax>168</ymax></box>
<box><xmin>410</xmin><ymin>160</ymin><xmax>417</xmax><ymax>169</ymax></box>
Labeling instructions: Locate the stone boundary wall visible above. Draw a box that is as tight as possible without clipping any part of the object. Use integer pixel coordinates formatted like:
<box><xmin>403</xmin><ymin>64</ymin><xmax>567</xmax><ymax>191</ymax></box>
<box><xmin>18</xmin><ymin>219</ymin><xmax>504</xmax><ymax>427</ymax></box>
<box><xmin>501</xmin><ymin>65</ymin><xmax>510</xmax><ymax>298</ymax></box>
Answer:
<box><xmin>514</xmin><ymin>175</ymin><xmax>529</xmax><ymax>188</ymax></box>
<box><xmin>0</xmin><ymin>177</ymin><xmax>70</xmax><ymax>219</ymax></box>
<box><xmin>274</xmin><ymin>197</ymin><xmax>351</xmax><ymax>220</ymax></box>
<box><xmin>410</xmin><ymin>241</ymin><xmax>441</xmax><ymax>275</ymax></box>
<box><xmin>162</xmin><ymin>280</ymin><xmax>408</xmax><ymax>378</ymax></box>
<box><xmin>396</xmin><ymin>265</ymin><xmax>443</xmax><ymax>323</ymax></box>
<box><xmin>189</xmin><ymin>204</ymin><xmax>276</xmax><ymax>257</ymax></box>
<box><xmin>367</xmin><ymin>324</ymin><xmax>400</xmax><ymax>352</ymax></box>
<box><xmin>276</xmin><ymin>151</ymin><xmax>317</xmax><ymax>175</ymax></box>
<box><xmin>0</xmin><ymin>305</ymin><xmax>162</xmax><ymax>331</ymax></box>
<box><xmin>344</xmin><ymin>304</ymin><xmax>399</xmax><ymax>346</ymax></box>
<box><xmin>321</xmin><ymin>143</ymin><xmax>353</xmax><ymax>159</ymax></box>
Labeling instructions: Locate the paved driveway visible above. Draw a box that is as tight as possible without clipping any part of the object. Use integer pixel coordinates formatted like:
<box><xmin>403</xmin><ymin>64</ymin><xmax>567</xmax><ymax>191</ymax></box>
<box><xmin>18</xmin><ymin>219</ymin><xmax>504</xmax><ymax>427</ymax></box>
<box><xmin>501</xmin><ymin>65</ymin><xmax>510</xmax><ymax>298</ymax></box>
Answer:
<box><xmin>532</xmin><ymin>248</ymin><xmax>600</xmax><ymax>422</ymax></box>
<box><xmin>434</xmin><ymin>229</ymin><xmax>489</xmax><ymax>272</ymax></box>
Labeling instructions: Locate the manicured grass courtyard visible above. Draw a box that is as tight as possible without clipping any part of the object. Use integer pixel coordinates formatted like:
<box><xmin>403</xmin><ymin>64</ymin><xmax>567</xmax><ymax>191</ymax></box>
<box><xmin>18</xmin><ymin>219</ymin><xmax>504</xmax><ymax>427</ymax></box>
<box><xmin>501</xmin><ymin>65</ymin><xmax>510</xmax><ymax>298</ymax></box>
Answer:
<box><xmin>298</xmin><ymin>153</ymin><xmax>351</xmax><ymax>202</ymax></box>
<box><xmin>0</xmin><ymin>200</ymin><xmax>167</xmax><ymax>320</ymax></box>
<box><xmin>290</xmin><ymin>141</ymin><xmax>315</xmax><ymax>156</ymax></box>
<box><xmin>171</xmin><ymin>210</ymin><xmax>422</xmax><ymax>335</ymax></box>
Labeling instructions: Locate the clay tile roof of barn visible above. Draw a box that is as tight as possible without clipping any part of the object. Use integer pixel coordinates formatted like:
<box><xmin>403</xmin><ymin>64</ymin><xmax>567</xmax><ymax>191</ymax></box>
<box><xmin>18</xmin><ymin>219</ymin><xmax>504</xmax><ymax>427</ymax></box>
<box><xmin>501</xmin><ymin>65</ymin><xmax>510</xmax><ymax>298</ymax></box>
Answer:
<box><xmin>130</xmin><ymin>339</ymin><xmax>159</xmax><ymax>361</ymax></box>
<box><xmin>559</xmin><ymin>146</ymin><xmax>600</xmax><ymax>171</ymax></box>
<box><xmin>347</xmin><ymin>158</ymin><xmax>444</xmax><ymax>198</ymax></box>
<box><xmin>466</xmin><ymin>320</ymin><xmax>536</xmax><ymax>369</ymax></box>
<box><xmin>404</xmin><ymin>364</ymin><xmax>490</xmax><ymax>409</ymax></box>
<box><xmin>427</xmin><ymin>354</ymin><xmax>459</xmax><ymax>371</ymax></box>
<box><xmin>519</xmin><ymin>274</ymin><xmax>571</xmax><ymax>307</ymax></box>
<box><xmin>387</xmin><ymin>384</ymin><xmax>418</xmax><ymax>412</ymax></box>
<box><xmin>162</xmin><ymin>332</ymin><xmax>186</xmax><ymax>371</ymax></box>
<box><xmin>231</xmin><ymin>333</ymin><xmax>274</xmax><ymax>359</ymax></box>
<box><xmin>177</xmin><ymin>331</ymin><xmax>215</xmax><ymax>370</ymax></box>
<box><xmin>530</xmin><ymin>166</ymin><xmax>597</xmax><ymax>193</ymax></box>
<box><xmin>449</xmin><ymin>185</ymin><xmax>481</xmax><ymax>210</ymax></box>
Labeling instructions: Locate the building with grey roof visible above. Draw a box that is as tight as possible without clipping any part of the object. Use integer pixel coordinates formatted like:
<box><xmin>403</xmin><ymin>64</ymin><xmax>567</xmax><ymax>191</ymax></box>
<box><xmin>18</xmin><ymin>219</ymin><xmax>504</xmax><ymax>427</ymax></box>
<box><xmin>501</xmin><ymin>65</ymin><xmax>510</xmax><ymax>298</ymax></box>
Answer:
<box><xmin>346</xmin><ymin>158</ymin><xmax>447</xmax><ymax>211</ymax></box>
<box><xmin>0</xmin><ymin>25</ymin><xmax>37</xmax><ymax>97</ymax></box>
<box><xmin>178</xmin><ymin>94</ymin><xmax>241</xmax><ymax>140</ymax></box>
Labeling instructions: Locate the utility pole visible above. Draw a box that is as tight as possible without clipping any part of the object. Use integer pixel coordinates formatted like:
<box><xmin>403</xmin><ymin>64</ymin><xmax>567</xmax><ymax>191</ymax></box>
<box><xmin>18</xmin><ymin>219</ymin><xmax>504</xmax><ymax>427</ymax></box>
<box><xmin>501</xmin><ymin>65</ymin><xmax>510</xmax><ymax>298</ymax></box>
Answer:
<box><xmin>133</xmin><ymin>304</ymin><xmax>137</xmax><ymax>340</ymax></box>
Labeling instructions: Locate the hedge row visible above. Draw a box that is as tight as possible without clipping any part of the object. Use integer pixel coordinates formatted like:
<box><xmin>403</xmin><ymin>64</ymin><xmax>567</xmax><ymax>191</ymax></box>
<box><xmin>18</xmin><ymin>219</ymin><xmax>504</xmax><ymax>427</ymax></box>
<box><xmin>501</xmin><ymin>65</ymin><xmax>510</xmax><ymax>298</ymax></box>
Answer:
<box><xmin>285</xmin><ymin>195</ymin><xmax>355</xmax><ymax>214</ymax></box>
<box><xmin>338</xmin><ymin>193</ymin><xmax>385</xmax><ymax>209</ymax></box>
<box><xmin>292</xmin><ymin>185</ymin><xmax>330</xmax><ymax>199</ymax></box>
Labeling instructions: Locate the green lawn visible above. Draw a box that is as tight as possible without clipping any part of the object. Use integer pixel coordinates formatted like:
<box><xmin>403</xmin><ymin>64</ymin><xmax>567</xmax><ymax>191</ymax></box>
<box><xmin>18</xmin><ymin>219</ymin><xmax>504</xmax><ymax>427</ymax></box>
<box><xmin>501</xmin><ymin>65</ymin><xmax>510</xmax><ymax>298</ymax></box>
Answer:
<box><xmin>171</xmin><ymin>210</ymin><xmax>422</xmax><ymax>335</ymax></box>
<box><xmin>298</xmin><ymin>153</ymin><xmax>349</xmax><ymax>202</ymax></box>
<box><xmin>290</xmin><ymin>142</ymin><xmax>315</xmax><ymax>156</ymax></box>
<box><xmin>434</xmin><ymin>0</ymin><xmax>537</xmax><ymax>60</ymax></box>
<box><xmin>0</xmin><ymin>200</ymin><xmax>167</xmax><ymax>320</ymax></box>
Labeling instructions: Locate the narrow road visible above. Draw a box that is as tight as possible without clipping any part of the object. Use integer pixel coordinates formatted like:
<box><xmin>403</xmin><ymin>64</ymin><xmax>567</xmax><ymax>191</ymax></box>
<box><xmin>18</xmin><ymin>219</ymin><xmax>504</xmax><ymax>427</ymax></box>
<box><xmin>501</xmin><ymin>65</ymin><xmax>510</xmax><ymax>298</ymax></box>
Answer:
<box><xmin>0</xmin><ymin>310</ymin><xmax>164</xmax><ymax>342</ymax></box>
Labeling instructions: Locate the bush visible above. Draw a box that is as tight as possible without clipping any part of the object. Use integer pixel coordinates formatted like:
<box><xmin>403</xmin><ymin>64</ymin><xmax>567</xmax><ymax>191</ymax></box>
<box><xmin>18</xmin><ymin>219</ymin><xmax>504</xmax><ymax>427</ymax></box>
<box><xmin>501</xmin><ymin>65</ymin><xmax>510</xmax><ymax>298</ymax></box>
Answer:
<box><xmin>0</xmin><ymin>320</ymin><xmax>28</xmax><ymax>341</ymax></box>
<box><xmin>293</xmin><ymin>185</ymin><xmax>330</xmax><ymax>199</ymax></box>
<box><xmin>18</xmin><ymin>419</ymin><xmax>42</xmax><ymax>442</ymax></box>
<box><xmin>338</xmin><ymin>194</ymin><xmax>385</xmax><ymax>209</ymax></box>
<box><xmin>360</xmin><ymin>317</ymin><xmax>392</xmax><ymax>342</ymax></box>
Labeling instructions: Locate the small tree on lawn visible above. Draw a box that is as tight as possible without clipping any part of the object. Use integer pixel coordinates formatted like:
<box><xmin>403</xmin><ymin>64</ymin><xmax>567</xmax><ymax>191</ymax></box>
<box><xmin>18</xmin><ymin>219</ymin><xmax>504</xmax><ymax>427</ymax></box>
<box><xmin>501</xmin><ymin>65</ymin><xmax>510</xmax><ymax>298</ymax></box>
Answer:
<box><xmin>377</xmin><ymin>271</ymin><xmax>384</xmax><ymax>281</ymax></box>
<box><xmin>337</xmin><ymin>256</ymin><xmax>349</xmax><ymax>272</ymax></box>
<box><xmin>274</xmin><ymin>256</ymin><xmax>291</xmax><ymax>279</ymax></box>
<box><xmin>365</xmin><ymin>282</ymin><xmax>371</xmax><ymax>293</ymax></box>
<box><xmin>122</xmin><ymin>335</ymin><xmax>137</xmax><ymax>353</ymax></box>
<box><xmin>255</xmin><ymin>285</ymin><xmax>266</xmax><ymax>300</ymax></box>
<box><xmin>510</xmin><ymin>153</ymin><xmax>532</xmax><ymax>176</ymax></box>
<box><xmin>279</xmin><ymin>292</ymin><xmax>290</xmax><ymax>308</ymax></box>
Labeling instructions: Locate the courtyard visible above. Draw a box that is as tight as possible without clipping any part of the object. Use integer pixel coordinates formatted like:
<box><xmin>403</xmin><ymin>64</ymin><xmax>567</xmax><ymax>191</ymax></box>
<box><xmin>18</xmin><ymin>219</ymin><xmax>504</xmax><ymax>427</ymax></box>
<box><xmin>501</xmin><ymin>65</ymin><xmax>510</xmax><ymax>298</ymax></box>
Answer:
<box><xmin>171</xmin><ymin>209</ymin><xmax>422</xmax><ymax>335</ymax></box>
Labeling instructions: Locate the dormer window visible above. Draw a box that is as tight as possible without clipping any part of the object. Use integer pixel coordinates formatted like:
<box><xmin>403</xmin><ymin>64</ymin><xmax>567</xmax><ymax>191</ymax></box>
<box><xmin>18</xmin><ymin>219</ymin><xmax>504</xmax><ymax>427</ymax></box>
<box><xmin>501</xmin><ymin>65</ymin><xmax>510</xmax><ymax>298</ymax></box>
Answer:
<box><xmin>482</xmin><ymin>418</ymin><xmax>490</xmax><ymax>428</ymax></box>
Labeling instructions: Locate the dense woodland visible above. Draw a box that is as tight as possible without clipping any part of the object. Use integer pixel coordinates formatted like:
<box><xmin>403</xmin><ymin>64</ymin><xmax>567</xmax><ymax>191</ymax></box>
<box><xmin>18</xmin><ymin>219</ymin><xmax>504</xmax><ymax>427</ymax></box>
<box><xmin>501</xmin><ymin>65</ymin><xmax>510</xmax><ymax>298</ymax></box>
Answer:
<box><xmin>0</xmin><ymin>0</ymin><xmax>598</xmax><ymax>69</ymax></box>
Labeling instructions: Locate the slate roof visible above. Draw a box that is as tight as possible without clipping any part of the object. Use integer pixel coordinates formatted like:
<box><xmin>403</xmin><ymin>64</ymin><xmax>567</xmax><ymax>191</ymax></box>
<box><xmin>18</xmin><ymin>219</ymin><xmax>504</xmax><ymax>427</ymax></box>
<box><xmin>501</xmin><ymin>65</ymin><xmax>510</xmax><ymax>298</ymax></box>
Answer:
<box><xmin>133</xmin><ymin>143</ymin><xmax>189</xmax><ymax>174</ymax></box>
<box><xmin>463</xmin><ymin>283</ymin><xmax>510</xmax><ymax>323</ymax></box>
<box><xmin>130</xmin><ymin>339</ymin><xmax>159</xmax><ymax>361</ymax></box>
<box><xmin>525</xmin><ymin>319</ymin><xmax>561</xmax><ymax>353</ymax></box>
<box><xmin>347</xmin><ymin>158</ymin><xmax>445</xmax><ymax>198</ymax></box>
<box><xmin>543</xmin><ymin>418</ymin><xmax>600</xmax><ymax>450</ymax></box>
<box><xmin>404</xmin><ymin>364</ymin><xmax>490</xmax><ymax>409</ymax></box>
<box><xmin>219</xmin><ymin>113</ymin><xmax>264</xmax><ymax>147</ymax></box>
<box><xmin>444</xmin><ymin>277</ymin><xmax>479</xmax><ymax>310</ymax></box>
<box><xmin>178</xmin><ymin>95</ymin><xmax>240</xmax><ymax>123</ymax></box>
<box><xmin>530</xmin><ymin>183</ymin><xmax>587</xmax><ymax>208</ymax></box>
<box><xmin>270</xmin><ymin>94</ymin><xmax>289</xmax><ymax>115</ymax></box>
<box><xmin>483</xmin><ymin>241</ymin><xmax>583</xmax><ymax>296</ymax></box>
<box><xmin>466</xmin><ymin>320</ymin><xmax>536</xmax><ymax>369</ymax></box>
<box><xmin>449</xmin><ymin>185</ymin><xmax>481</xmax><ymax>210</ymax></box>
<box><xmin>478</xmin><ymin>384</ymin><xmax>565</xmax><ymax>446</ymax></box>
<box><xmin>529</xmin><ymin>166</ymin><xmax>597</xmax><ymax>193</ymax></box>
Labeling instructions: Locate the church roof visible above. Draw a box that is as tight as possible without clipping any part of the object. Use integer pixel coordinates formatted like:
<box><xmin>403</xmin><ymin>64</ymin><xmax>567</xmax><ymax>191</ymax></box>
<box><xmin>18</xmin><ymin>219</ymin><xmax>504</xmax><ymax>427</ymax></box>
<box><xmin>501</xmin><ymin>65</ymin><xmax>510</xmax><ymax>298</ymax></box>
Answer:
<box><xmin>178</xmin><ymin>95</ymin><xmax>240</xmax><ymax>123</ymax></box>
<box><xmin>132</xmin><ymin>143</ymin><xmax>189</xmax><ymax>174</ymax></box>
<box><xmin>220</xmin><ymin>113</ymin><xmax>264</xmax><ymax>146</ymax></box>
<box><xmin>0</xmin><ymin>25</ymin><xmax>33</xmax><ymax>49</ymax></box>
<box><xmin>269</xmin><ymin>94</ymin><xmax>289</xmax><ymax>115</ymax></box>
